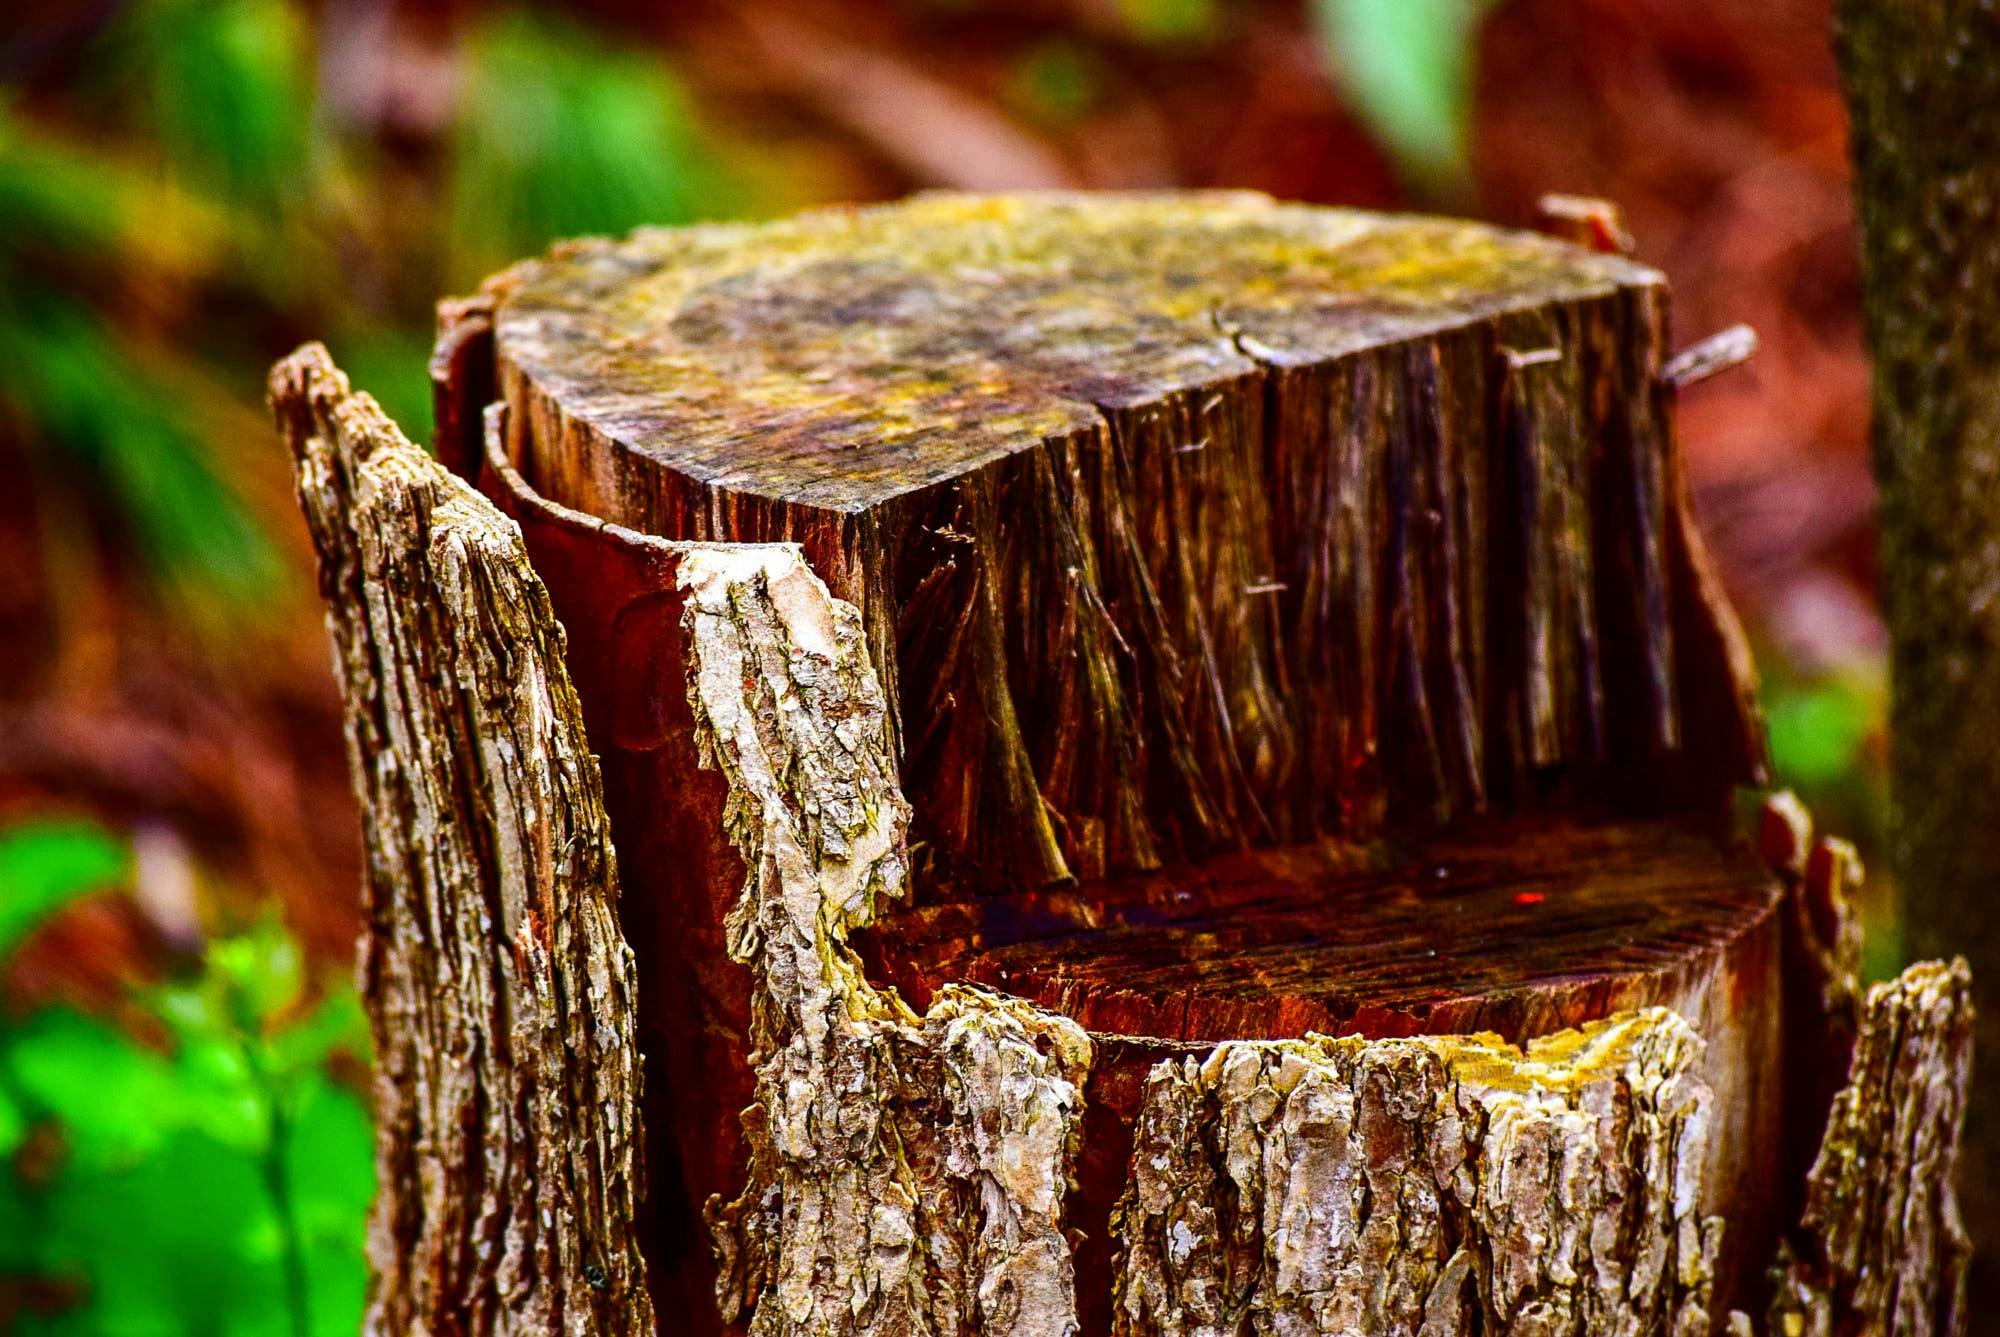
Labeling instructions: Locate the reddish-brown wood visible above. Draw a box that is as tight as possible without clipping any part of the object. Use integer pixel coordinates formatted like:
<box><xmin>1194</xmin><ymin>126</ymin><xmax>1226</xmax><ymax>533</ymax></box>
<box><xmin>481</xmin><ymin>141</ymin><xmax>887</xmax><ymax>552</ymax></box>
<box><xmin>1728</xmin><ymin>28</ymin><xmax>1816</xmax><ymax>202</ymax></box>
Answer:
<box><xmin>853</xmin><ymin>815</ymin><xmax>1783</xmax><ymax>1334</ymax></box>
<box><xmin>858</xmin><ymin>815</ymin><xmax>1773</xmax><ymax>1043</ymax></box>
<box><xmin>239</xmin><ymin>184</ymin><xmax>1985</xmax><ymax>1337</ymax></box>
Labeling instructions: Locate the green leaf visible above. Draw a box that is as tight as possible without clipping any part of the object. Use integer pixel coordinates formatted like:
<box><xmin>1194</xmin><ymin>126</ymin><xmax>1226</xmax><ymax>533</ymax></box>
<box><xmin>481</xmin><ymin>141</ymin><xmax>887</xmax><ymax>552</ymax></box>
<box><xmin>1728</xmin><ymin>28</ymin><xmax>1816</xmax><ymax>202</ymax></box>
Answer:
<box><xmin>1312</xmin><ymin>0</ymin><xmax>1493</xmax><ymax>194</ymax></box>
<box><xmin>0</xmin><ymin>820</ymin><xmax>129</xmax><ymax>961</ymax></box>
<box><xmin>5</xmin><ymin>1010</ymin><xmax>182</xmax><ymax>1169</ymax></box>
<box><xmin>170</xmin><ymin>1035</ymin><xmax>268</xmax><ymax>1153</ymax></box>
<box><xmin>17</xmin><ymin>1128</ymin><xmax>292</xmax><ymax>1337</ymax></box>
<box><xmin>0</xmin><ymin>1083</ymin><xmax>25</xmax><ymax>1160</ymax></box>
<box><xmin>1</xmin><ymin>859</ymin><xmax>372</xmax><ymax>1335</ymax></box>
<box><xmin>207</xmin><ymin>918</ymin><xmax>306</xmax><ymax>1029</ymax></box>
<box><xmin>267</xmin><ymin>986</ymin><xmax>369</xmax><ymax>1078</ymax></box>
<box><xmin>281</xmin><ymin>1075</ymin><xmax>373</xmax><ymax>1336</ymax></box>
<box><xmin>1768</xmin><ymin>681</ymin><xmax>1872</xmax><ymax>787</ymax></box>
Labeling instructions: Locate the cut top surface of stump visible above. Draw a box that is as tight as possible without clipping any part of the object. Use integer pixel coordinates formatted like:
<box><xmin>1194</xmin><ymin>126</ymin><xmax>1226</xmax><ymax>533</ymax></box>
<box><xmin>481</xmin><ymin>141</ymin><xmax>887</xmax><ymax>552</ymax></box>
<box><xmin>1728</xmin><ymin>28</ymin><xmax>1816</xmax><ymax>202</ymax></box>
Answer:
<box><xmin>493</xmin><ymin>191</ymin><xmax>1660</xmax><ymax>511</ymax></box>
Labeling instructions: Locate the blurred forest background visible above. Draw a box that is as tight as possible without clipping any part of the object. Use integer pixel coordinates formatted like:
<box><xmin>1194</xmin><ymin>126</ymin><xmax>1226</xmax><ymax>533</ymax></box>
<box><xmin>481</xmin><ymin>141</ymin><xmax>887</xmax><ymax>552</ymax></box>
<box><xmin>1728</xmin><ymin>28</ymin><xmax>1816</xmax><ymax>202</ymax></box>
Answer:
<box><xmin>0</xmin><ymin>0</ymin><xmax>1881</xmax><ymax>1331</ymax></box>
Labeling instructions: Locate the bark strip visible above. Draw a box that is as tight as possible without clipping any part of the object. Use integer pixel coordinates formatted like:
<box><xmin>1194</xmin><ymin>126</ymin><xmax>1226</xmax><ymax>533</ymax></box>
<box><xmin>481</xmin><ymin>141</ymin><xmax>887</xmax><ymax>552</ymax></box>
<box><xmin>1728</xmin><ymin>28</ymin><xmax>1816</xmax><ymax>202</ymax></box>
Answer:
<box><xmin>686</xmin><ymin>544</ymin><xmax>1095</xmax><ymax>1336</ymax></box>
<box><xmin>1112</xmin><ymin>1010</ymin><xmax>1724</xmax><ymax>1336</ymax></box>
<box><xmin>1769</xmin><ymin>958</ymin><xmax>1974</xmax><ymax>1337</ymax></box>
<box><xmin>272</xmin><ymin>344</ymin><xmax>652</xmax><ymax>1335</ymax></box>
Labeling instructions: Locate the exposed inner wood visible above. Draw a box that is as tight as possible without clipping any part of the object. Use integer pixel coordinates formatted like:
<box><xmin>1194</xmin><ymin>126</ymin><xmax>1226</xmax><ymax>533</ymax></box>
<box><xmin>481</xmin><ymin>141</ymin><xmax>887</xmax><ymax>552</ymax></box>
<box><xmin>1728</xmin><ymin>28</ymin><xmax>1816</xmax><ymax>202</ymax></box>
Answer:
<box><xmin>472</xmin><ymin>444</ymin><xmax>1785</xmax><ymax>1332</ymax></box>
<box><xmin>851</xmin><ymin>813</ymin><xmax>1783</xmax><ymax>1333</ymax></box>
<box><xmin>858</xmin><ymin>815</ymin><xmax>1776</xmax><ymax>1043</ymax></box>
<box><xmin>481</xmin><ymin>193</ymin><xmax>1766</xmax><ymax>900</ymax></box>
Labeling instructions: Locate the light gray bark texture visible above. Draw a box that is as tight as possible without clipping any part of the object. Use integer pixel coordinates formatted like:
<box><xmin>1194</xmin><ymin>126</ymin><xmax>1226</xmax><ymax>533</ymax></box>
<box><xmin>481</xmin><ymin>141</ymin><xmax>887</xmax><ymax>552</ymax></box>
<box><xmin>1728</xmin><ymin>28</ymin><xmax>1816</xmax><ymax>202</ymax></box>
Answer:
<box><xmin>1113</xmin><ymin>1014</ymin><xmax>1722</xmax><ymax>1337</ymax></box>
<box><xmin>271</xmin><ymin>344</ymin><xmax>652</xmax><ymax>1335</ymax></box>
<box><xmin>686</xmin><ymin>543</ymin><xmax>1096</xmax><ymax>1337</ymax></box>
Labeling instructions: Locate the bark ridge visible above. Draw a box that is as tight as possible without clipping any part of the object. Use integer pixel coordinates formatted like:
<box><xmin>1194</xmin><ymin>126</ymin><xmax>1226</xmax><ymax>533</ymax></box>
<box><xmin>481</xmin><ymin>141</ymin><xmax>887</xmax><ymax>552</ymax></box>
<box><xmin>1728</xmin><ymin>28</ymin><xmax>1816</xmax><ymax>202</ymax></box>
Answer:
<box><xmin>271</xmin><ymin>344</ymin><xmax>652</xmax><ymax>1336</ymax></box>
<box><xmin>1770</xmin><ymin>958</ymin><xmax>1974</xmax><ymax>1337</ymax></box>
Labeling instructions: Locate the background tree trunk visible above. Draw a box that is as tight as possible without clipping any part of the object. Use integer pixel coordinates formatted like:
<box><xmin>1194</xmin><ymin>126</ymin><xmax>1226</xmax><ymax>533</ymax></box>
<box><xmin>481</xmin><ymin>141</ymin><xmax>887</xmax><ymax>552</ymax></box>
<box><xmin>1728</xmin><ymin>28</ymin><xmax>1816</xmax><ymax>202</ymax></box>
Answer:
<box><xmin>1834</xmin><ymin>0</ymin><xmax>2000</xmax><ymax>1300</ymax></box>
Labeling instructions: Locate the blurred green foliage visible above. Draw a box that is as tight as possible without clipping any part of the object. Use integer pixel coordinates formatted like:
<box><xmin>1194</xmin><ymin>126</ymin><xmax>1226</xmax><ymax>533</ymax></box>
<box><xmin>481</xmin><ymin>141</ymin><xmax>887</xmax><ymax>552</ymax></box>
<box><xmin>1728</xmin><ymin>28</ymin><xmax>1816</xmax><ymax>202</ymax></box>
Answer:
<box><xmin>1761</xmin><ymin>662</ymin><xmax>1898</xmax><ymax>978</ymax></box>
<box><xmin>1115</xmin><ymin>0</ymin><xmax>1219</xmax><ymax>44</ymax></box>
<box><xmin>0</xmin><ymin>819</ymin><xmax>373</xmax><ymax>1335</ymax></box>
<box><xmin>447</xmin><ymin>11</ymin><xmax>731</xmax><ymax>284</ymax></box>
<box><xmin>1769</xmin><ymin>676</ymin><xmax>1877</xmax><ymax>791</ymax></box>
<box><xmin>0</xmin><ymin>0</ymin><xmax>761</xmax><ymax>640</ymax></box>
<box><xmin>1006</xmin><ymin>41</ymin><xmax>1103</xmax><ymax>128</ymax></box>
<box><xmin>0</xmin><ymin>290</ymin><xmax>287</xmax><ymax>610</ymax></box>
<box><xmin>0</xmin><ymin>823</ymin><xmax>130</xmax><ymax>962</ymax></box>
<box><xmin>1312</xmin><ymin>0</ymin><xmax>1494</xmax><ymax>195</ymax></box>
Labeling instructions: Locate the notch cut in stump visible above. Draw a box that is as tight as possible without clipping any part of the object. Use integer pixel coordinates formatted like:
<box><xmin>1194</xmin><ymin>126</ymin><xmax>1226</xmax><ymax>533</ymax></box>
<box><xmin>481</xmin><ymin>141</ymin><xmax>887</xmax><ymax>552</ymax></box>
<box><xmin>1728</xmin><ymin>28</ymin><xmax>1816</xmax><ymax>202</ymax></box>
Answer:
<box><xmin>285</xmin><ymin>192</ymin><xmax>1968</xmax><ymax>1335</ymax></box>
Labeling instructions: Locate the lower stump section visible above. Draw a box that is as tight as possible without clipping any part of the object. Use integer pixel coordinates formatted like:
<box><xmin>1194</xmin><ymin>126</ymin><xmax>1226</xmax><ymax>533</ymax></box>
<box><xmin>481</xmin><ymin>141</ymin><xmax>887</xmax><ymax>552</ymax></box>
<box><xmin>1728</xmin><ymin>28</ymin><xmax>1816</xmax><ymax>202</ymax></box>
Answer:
<box><xmin>657</xmin><ymin>497</ymin><xmax>1784</xmax><ymax>1335</ymax></box>
<box><xmin>855</xmin><ymin>818</ymin><xmax>1784</xmax><ymax>1333</ymax></box>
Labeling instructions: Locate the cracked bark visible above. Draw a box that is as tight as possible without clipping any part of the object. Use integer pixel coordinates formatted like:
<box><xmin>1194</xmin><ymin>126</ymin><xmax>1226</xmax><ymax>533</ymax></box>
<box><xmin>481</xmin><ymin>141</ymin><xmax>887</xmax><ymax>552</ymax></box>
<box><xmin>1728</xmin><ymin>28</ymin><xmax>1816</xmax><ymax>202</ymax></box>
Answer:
<box><xmin>270</xmin><ymin>346</ymin><xmax>651</xmax><ymax>1335</ymax></box>
<box><xmin>677</xmin><ymin>541</ymin><xmax>1094</xmax><ymax>1337</ymax></box>
<box><xmin>1113</xmin><ymin>1012</ymin><xmax>1722</xmax><ymax>1337</ymax></box>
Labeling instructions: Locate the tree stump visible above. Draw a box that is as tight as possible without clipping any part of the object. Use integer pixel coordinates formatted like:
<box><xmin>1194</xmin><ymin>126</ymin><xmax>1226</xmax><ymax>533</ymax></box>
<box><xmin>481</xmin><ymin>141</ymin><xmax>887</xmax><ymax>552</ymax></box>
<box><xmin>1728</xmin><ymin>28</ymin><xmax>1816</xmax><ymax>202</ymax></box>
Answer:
<box><xmin>278</xmin><ymin>193</ymin><xmax>1972</xmax><ymax>1335</ymax></box>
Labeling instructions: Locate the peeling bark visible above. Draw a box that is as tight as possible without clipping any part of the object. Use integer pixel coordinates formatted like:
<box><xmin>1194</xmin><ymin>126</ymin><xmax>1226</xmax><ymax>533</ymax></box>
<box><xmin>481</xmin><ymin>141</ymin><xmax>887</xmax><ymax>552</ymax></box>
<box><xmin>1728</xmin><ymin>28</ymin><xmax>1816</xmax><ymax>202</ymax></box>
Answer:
<box><xmin>271</xmin><ymin>345</ymin><xmax>651</xmax><ymax>1335</ymax></box>
<box><xmin>682</xmin><ymin>543</ymin><xmax>1094</xmax><ymax>1336</ymax></box>
<box><xmin>1768</xmin><ymin>959</ymin><xmax>1974</xmax><ymax>1337</ymax></box>
<box><xmin>1112</xmin><ymin>1010</ymin><xmax>1722</xmax><ymax>1337</ymax></box>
